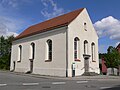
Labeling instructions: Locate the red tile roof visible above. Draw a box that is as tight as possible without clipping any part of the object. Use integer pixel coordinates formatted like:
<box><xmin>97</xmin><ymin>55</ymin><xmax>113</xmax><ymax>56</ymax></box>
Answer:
<box><xmin>15</xmin><ymin>8</ymin><xmax>84</xmax><ymax>40</ymax></box>
<box><xmin>116</xmin><ymin>43</ymin><xmax>120</xmax><ymax>53</ymax></box>
<box><xmin>117</xmin><ymin>43</ymin><xmax>120</xmax><ymax>48</ymax></box>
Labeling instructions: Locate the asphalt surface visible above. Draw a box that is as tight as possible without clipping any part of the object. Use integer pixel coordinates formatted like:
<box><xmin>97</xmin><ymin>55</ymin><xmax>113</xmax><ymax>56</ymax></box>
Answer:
<box><xmin>0</xmin><ymin>71</ymin><xmax>120</xmax><ymax>90</ymax></box>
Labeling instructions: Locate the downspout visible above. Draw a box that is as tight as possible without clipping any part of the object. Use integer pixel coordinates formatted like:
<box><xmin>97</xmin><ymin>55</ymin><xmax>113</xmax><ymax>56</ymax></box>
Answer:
<box><xmin>66</xmin><ymin>26</ymin><xmax>68</xmax><ymax>77</ymax></box>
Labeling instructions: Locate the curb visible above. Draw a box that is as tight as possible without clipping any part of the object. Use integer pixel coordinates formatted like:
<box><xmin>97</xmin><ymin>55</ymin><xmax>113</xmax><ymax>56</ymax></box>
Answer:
<box><xmin>0</xmin><ymin>70</ymin><xmax>120</xmax><ymax>80</ymax></box>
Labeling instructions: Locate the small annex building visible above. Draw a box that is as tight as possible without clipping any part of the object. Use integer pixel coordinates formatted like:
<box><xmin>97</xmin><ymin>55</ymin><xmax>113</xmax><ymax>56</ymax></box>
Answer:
<box><xmin>10</xmin><ymin>8</ymin><xmax>100</xmax><ymax>77</ymax></box>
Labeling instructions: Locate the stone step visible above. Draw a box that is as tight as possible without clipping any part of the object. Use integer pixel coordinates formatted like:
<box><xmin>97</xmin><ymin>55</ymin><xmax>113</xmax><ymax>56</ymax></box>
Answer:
<box><xmin>82</xmin><ymin>72</ymin><xmax>98</xmax><ymax>76</ymax></box>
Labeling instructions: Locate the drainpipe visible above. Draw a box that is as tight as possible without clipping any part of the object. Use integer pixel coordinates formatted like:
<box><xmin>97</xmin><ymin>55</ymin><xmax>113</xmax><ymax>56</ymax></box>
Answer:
<box><xmin>66</xmin><ymin>26</ymin><xmax>68</xmax><ymax>77</ymax></box>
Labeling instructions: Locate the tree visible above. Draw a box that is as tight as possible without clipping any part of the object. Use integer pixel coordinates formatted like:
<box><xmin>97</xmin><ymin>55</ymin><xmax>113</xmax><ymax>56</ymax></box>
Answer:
<box><xmin>104</xmin><ymin>46</ymin><xmax>120</xmax><ymax>75</ymax></box>
<box><xmin>0</xmin><ymin>35</ymin><xmax>14</xmax><ymax>70</ymax></box>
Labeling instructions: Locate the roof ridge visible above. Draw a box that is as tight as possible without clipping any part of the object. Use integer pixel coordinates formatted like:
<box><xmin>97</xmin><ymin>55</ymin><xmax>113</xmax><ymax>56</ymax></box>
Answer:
<box><xmin>31</xmin><ymin>8</ymin><xmax>84</xmax><ymax>27</ymax></box>
<box><xmin>116</xmin><ymin>43</ymin><xmax>120</xmax><ymax>48</ymax></box>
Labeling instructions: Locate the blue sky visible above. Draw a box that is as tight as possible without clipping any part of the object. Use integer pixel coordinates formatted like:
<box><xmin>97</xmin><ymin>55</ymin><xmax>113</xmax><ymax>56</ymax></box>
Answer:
<box><xmin>0</xmin><ymin>0</ymin><xmax>120</xmax><ymax>53</ymax></box>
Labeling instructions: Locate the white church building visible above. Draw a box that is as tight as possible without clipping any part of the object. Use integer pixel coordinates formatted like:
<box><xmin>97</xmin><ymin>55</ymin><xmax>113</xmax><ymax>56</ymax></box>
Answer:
<box><xmin>10</xmin><ymin>8</ymin><xmax>100</xmax><ymax>77</ymax></box>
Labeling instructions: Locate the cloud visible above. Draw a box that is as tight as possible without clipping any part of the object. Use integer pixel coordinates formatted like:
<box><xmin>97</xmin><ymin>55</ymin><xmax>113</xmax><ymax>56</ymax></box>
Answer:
<box><xmin>98</xmin><ymin>44</ymin><xmax>107</xmax><ymax>53</ymax></box>
<box><xmin>0</xmin><ymin>16</ymin><xmax>27</xmax><ymax>37</ymax></box>
<box><xmin>41</xmin><ymin>0</ymin><xmax>65</xmax><ymax>19</ymax></box>
<box><xmin>94</xmin><ymin>16</ymin><xmax>120</xmax><ymax>40</ymax></box>
<box><xmin>0</xmin><ymin>0</ymin><xmax>65</xmax><ymax>37</ymax></box>
<box><xmin>0</xmin><ymin>0</ymin><xmax>32</xmax><ymax>8</ymax></box>
<box><xmin>0</xmin><ymin>0</ymin><xmax>32</xmax><ymax>37</ymax></box>
<box><xmin>0</xmin><ymin>0</ymin><xmax>17</xmax><ymax>8</ymax></box>
<box><xmin>115</xmin><ymin>42</ymin><xmax>120</xmax><ymax>47</ymax></box>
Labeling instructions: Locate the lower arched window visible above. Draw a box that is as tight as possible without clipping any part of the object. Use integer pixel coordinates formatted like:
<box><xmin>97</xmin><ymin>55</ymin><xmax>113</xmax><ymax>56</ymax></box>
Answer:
<box><xmin>29</xmin><ymin>42</ymin><xmax>35</xmax><ymax>59</ymax></box>
<box><xmin>91</xmin><ymin>42</ymin><xmax>95</xmax><ymax>61</ymax></box>
<box><xmin>18</xmin><ymin>45</ymin><xmax>22</xmax><ymax>62</ymax></box>
<box><xmin>47</xmin><ymin>39</ymin><xmax>52</xmax><ymax>60</ymax></box>
<box><xmin>84</xmin><ymin>40</ymin><xmax>88</xmax><ymax>54</ymax></box>
<box><xmin>74</xmin><ymin>37</ymin><xmax>80</xmax><ymax>60</ymax></box>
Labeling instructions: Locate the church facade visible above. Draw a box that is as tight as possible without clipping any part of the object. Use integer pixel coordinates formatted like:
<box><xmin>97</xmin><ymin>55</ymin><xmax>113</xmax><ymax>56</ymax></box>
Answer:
<box><xmin>10</xmin><ymin>8</ymin><xmax>100</xmax><ymax>77</ymax></box>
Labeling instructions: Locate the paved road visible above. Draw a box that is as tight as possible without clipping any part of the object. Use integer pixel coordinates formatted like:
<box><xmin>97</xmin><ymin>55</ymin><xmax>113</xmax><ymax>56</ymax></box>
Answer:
<box><xmin>0</xmin><ymin>71</ymin><xmax>120</xmax><ymax>90</ymax></box>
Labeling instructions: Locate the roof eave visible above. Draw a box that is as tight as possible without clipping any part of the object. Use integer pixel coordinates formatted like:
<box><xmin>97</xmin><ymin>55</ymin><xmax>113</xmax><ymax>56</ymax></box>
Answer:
<box><xmin>14</xmin><ymin>23</ymin><xmax>68</xmax><ymax>41</ymax></box>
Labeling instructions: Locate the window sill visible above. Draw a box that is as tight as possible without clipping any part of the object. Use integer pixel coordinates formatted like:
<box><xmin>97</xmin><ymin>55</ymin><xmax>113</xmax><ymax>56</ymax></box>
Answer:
<box><xmin>45</xmin><ymin>60</ymin><xmax>52</xmax><ymax>62</ymax></box>
<box><xmin>92</xmin><ymin>60</ymin><xmax>96</xmax><ymax>62</ymax></box>
<box><xmin>29</xmin><ymin>59</ymin><xmax>34</xmax><ymax>61</ymax></box>
<box><xmin>75</xmin><ymin>59</ymin><xmax>80</xmax><ymax>61</ymax></box>
<box><xmin>17</xmin><ymin>61</ymin><xmax>21</xmax><ymax>63</ymax></box>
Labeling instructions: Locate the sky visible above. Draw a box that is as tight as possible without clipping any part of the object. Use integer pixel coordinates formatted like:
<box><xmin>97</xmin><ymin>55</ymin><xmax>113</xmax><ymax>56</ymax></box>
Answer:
<box><xmin>0</xmin><ymin>0</ymin><xmax>120</xmax><ymax>53</ymax></box>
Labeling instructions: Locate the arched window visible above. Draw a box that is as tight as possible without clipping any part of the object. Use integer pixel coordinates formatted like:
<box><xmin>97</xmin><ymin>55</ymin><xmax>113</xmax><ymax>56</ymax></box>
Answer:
<box><xmin>18</xmin><ymin>45</ymin><xmax>22</xmax><ymax>62</ymax></box>
<box><xmin>91</xmin><ymin>42</ymin><xmax>95</xmax><ymax>61</ymax></box>
<box><xmin>74</xmin><ymin>37</ymin><xmax>79</xmax><ymax>60</ymax></box>
<box><xmin>84</xmin><ymin>40</ymin><xmax>88</xmax><ymax>54</ymax></box>
<box><xmin>29</xmin><ymin>42</ymin><xmax>35</xmax><ymax>59</ymax></box>
<box><xmin>47</xmin><ymin>39</ymin><xmax>52</xmax><ymax>60</ymax></box>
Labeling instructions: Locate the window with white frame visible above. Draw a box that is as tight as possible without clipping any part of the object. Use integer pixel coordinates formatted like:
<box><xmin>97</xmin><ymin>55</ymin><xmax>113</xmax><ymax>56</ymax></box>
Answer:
<box><xmin>84</xmin><ymin>40</ymin><xmax>88</xmax><ymax>54</ymax></box>
<box><xmin>47</xmin><ymin>39</ymin><xmax>52</xmax><ymax>60</ymax></box>
<box><xmin>74</xmin><ymin>37</ymin><xmax>80</xmax><ymax>60</ymax></box>
<box><xmin>18</xmin><ymin>45</ymin><xmax>22</xmax><ymax>62</ymax></box>
<box><xmin>29</xmin><ymin>42</ymin><xmax>35</xmax><ymax>59</ymax></box>
<box><xmin>91</xmin><ymin>42</ymin><xmax>95</xmax><ymax>61</ymax></box>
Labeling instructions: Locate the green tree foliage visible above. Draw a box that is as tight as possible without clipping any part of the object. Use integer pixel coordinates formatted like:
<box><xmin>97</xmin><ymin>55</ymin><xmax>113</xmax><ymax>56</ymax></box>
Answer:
<box><xmin>0</xmin><ymin>35</ymin><xmax>14</xmax><ymax>70</ymax></box>
<box><xmin>104</xmin><ymin>46</ymin><xmax>120</xmax><ymax>75</ymax></box>
<box><xmin>105</xmin><ymin>46</ymin><xmax>120</xmax><ymax>68</ymax></box>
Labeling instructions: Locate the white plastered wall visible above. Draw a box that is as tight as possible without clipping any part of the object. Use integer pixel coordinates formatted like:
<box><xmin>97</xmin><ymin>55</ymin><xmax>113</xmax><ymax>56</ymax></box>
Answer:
<box><xmin>67</xmin><ymin>8</ymin><xmax>100</xmax><ymax>77</ymax></box>
<box><xmin>10</xmin><ymin>26</ymin><xmax>67</xmax><ymax>77</ymax></box>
